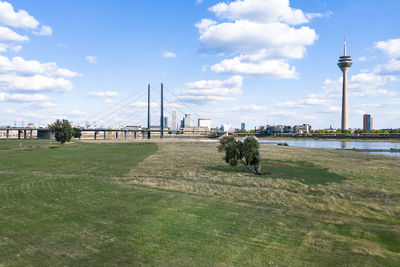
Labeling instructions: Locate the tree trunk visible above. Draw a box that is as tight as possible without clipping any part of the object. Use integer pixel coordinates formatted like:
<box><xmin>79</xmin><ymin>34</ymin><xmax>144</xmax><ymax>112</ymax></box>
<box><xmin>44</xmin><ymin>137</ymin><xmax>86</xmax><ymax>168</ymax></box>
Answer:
<box><xmin>254</xmin><ymin>164</ymin><xmax>262</xmax><ymax>175</ymax></box>
<box><xmin>240</xmin><ymin>159</ymin><xmax>259</xmax><ymax>175</ymax></box>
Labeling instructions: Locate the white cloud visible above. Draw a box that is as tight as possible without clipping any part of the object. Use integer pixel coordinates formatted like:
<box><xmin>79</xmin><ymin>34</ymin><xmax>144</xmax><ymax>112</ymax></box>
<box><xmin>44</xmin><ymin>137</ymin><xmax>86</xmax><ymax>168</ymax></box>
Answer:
<box><xmin>0</xmin><ymin>1</ymin><xmax>39</xmax><ymax>29</ymax></box>
<box><xmin>88</xmin><ymin>91</ymin><xmax>119</xmax><ymax>98</ymax></box>
<box><xmin>0</xmin><ymin>26</ymin><xmax>28</xmax><ymax>42</ymax></box>
<box><xmin>211</xmin><ymin>56</ymin><xmax>297</xmax><ymax>78</ymax></box>
<box><xmin>358</xmin><ymin>56</ymin><xmax>367</xmax><ymax>61</ymax></box>
<box><xmin>319</xmin><ymin>73</ymin><xmax>397</xmax><ymax>98</ymax></box>
<box><xmin>0</xmin><ymin>43</ymin><xmax>23</xmax><ymax>53</ymax></box>
<box><xmin>375</xmin><ymin>38</ymin><xmax>400</xmax><ymax>58</ymax></box>
<box><xmin>374</xmin><ymin>59</ymin><xmax>400</xmax><ymax>75</ymax></box>
<box><xmin>197</xmin><ymin>19</ymin><xmax>316</xmax><ymax>55</ymax></box>
<box><xmin>373</xmin><ymin>39</ymin><xmax>400</xmax><ymax>75</ymax></box>
<box><xmin>179</xmin><ymin>75</ymin><xmax>243</xmax><ymax>103</ymax></box>
<box><xmin>276</xmin><ymin>97</ymin><xmax>330</xmax><ymax>108</ymax></box>
<box><xmin>11</xmin><ymin>44</ymin><xmax>22</xmax><ymax>52</ymax></box>
<box><xmin>0</xmin><ymin>2</ymin><xmax>52</xmax><ymax>54</ymax></box>
<box><xmin>361</xmin><ymin>103</ymin><xmax>382</xmax><ymax>108</ymax></box>
<box><xmin>70</xmin><ymin>110</ymin><xmax>86</xmax><ymax>115</ymax></box>
<box><xmin>0</xmin><ymin>55</ymin><xmax>80</xmax><ymax>77</ymax></box>
<box><xmin>130</xmin><ymin>101</ymin><xmax>158</xmax><ymax>108</ymax></box>
<box><xmin>274</xmin><ymin>66</ymin><xmax>398</xmax><ymax>119</ymax></box>
<box><xmin>267</xmin><ymin>110</ymin><xmax>317</xmax><ymax>120</ymax></box>
<box><xmin>352</xmin><ymin>88</ymin><xmax>397</xmax><ymax>98</ymax></box>
<box><xmin>28</xmin><ymin>101</ymin><xmax>56</xmax><ymax>108</ymax></box>
<box><xmin>196</xmin><ymin>0</ymin><xmax>204</xmax><ymax>5</ymax></box>
<box><xmin>196</xmin><ymin>0</ymin><xmax>320</xmax><ymax>79</ymax></box>
<box><xmin>209</xmin><ymin>0</ymin><xmax>312</xmax><ymax>25</ymax></box>
<box><xmin>350</xmin><ymin>72</ymin><xmax>396</xmax><ymax>91</ymax></box>
<box><xmin>86</xmin><ymin>56</ymin><xmax>98</xmax><ymax>63</ymax></box>
<box><xmin>162</xmin><ymin>51</ymin><xmax>177</xmax><ymax>58</ymax></box>
<box><xmin>275</xmin><ymin>99</ymin><xmax>304</xmax><ymax>108</ymax></box>
<box><xmin>327</xmin><ymin>106</ymin><xmax>341</xmax><ymax>112</ymax></box>
<box><xmin>0</xmin><ymin>92</ymin><xmax>48</xmax><ymax>102</ymax></box>
<box><xmin>0</xmin><ymin>73</ymin><xmax>74</xmax><ymax>92</ymax></box>
<box><xmin>33</xmin><ymin>25</ymin><xmax>52</xmax><ymax>36</ymax></box>
<box><xmin>233</xmin><ymin>104</ymin><xmax>266</xmax><ymax>111</ymax></box>
<box><xmin>178</xmin><ymin>95</ymin><xmax>237</xmax><ymax>102</ymax></box>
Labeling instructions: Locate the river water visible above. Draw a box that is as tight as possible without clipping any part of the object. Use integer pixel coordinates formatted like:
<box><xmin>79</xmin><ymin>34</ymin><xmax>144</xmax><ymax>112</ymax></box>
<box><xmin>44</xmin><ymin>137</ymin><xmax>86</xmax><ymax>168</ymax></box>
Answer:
<box><xmin>258</xmin><ymin>139</ymin><xmax>400</xmax><ymax>157</ymax></box>
<box><xmin>165</xmin><ymin>137</ymin><xmax>400</xmax><ymax>157</ymax></box>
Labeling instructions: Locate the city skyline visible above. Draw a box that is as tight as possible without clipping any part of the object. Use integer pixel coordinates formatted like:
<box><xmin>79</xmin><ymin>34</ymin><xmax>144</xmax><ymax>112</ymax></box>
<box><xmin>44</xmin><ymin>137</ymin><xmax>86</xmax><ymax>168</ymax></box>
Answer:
<box><xmin>0</xmin><ymin>0</ymin><xmax>400</xmax><ymax>129</ymax></box>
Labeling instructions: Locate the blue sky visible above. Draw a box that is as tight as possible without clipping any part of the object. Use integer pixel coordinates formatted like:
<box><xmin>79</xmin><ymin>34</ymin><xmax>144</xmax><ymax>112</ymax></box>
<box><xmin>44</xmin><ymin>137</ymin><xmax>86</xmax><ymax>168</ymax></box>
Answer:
<box><xmin>0</xmin><ymin>0</ymin><xmax>400</xmax><ymax>129</ymax></box>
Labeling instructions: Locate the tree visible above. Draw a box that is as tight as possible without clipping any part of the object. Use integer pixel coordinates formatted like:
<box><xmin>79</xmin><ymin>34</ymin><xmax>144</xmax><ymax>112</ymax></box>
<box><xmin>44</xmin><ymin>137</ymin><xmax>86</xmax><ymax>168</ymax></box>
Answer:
<box><xmin>73</xmin><ymin>127</ymin><xmax>82</xmax><ymax>138</ymax></box>
<box><xmin>218</xmin><ymin>136</ymin><xmax>262</xmax><ymax>175</ymax></box>
<box><xmin>49</xmin><ymin>119</ymin><xmax>73</xmax><ymax>144</ymax></box>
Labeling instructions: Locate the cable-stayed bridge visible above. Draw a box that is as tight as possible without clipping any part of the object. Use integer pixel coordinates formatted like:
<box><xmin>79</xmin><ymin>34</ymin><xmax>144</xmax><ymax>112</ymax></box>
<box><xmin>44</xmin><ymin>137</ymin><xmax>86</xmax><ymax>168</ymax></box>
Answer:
<box><xmin>0</xmin><ymin>84</ymin><xmax>213</xmax><ymax>140</ymax></box>
<box><xmin>77</xmin><ymin>83</ymin><xmax>209</xmax><ymax>140</ymax></box>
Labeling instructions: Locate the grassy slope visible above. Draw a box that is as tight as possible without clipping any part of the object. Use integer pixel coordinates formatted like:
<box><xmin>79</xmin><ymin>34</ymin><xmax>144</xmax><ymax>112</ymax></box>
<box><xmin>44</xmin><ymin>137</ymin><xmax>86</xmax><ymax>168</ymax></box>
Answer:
<box><xmin>0</xmin><ymin>140</ymin><xmax>399</xmax><ymax>266</ymax></box>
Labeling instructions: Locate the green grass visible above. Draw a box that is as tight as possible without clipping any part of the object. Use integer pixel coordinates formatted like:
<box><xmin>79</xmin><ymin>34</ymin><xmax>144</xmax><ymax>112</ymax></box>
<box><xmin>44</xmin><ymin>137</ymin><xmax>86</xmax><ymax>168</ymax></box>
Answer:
<box><xmin>207</xmin><ymin>159</ymin><xmax>345</xmax><ymax>185</ymax></box>
<box><xmin>1</xmin><ymin>140</ymin><xmax>400</xmax><ymax>266</ymax></box>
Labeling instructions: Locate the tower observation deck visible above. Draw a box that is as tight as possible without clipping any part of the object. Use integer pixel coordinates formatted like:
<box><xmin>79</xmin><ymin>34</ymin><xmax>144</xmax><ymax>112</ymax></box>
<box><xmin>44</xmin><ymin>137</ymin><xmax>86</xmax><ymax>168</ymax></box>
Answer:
<box><xmin>337</xmin><ymin>38</ymin><xmax>352</xmax><ymax>130</ymax></box>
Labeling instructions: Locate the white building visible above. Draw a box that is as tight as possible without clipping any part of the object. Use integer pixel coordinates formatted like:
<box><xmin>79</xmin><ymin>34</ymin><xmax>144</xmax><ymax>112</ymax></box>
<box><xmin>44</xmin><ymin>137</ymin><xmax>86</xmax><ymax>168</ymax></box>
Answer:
<box><xmin>198</xmin><ymin>118</ymin><xmax>211</xmax><ymax>130</ymax></box>
<box><xmin>220</xmin><ymin>123</ymin><xmax>235</xmax><ymax>133</ymax></box>
<box><xmin>183</xmin><ymin>114</ymin><xmax>192</xmax><ymax>128</ymax></box>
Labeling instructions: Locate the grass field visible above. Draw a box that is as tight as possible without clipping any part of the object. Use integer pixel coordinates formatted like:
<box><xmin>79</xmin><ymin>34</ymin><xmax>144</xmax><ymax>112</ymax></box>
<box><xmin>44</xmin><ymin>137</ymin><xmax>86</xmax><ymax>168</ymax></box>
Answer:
<box><xmin>0</xmin><ymin>140</ymin><xmax>399</xmax><ymax>266</ymax></box>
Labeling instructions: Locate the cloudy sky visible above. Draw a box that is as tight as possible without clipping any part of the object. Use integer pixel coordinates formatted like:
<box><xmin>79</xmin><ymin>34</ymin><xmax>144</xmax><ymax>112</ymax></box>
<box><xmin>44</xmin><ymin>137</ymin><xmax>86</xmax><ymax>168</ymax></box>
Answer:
<box><xmin>0</xmin><ymin>0</ymin><xmax>399</xmax><ymax>129</ymax></box>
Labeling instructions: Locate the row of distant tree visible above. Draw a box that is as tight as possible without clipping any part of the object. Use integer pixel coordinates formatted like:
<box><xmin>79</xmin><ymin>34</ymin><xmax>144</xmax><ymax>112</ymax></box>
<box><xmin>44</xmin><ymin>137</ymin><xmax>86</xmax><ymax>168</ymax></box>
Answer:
<box><xmin>312</xmin><ymin>129</ymin><xmax>400</xmax><ymax>135</ymax></box>
<box><xmin>234</xmin><ymin>129</ymin><xmax>400</xmax><ymax>135</ymax></box>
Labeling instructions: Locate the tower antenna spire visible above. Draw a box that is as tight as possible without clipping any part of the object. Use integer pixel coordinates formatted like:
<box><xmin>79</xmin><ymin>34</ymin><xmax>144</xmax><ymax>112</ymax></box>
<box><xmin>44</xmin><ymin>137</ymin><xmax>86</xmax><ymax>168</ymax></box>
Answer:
<box><xmin>338</xmin><ymin>38</ymin><xmax>352</xmax><ymax>130</ymax></box>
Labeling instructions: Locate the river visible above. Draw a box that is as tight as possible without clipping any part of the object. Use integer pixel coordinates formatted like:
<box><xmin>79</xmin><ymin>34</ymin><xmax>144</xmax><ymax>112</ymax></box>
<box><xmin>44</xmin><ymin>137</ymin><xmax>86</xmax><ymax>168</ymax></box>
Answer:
<box><xmin>258</xmin><ymin>139</ymin><xmax>400</xmax><ymax>157</ymax></box>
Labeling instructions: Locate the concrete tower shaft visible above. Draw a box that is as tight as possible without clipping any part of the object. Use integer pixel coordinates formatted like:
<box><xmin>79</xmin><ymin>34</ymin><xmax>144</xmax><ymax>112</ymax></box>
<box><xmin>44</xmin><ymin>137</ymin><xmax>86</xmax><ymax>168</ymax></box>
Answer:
<box><xmin>337</xmin><ymin>39</ymin><xmax>352</xmax><ymax>130</ymax></box>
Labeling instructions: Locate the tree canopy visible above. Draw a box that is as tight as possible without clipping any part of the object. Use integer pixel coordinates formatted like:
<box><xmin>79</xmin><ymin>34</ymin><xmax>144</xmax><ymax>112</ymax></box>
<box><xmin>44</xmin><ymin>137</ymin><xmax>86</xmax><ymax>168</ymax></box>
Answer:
<box><xmin>218</xmin><ymin>136</ymin><xmax>262</xmax><ymax>175</ymax></box>
<box><xmin>73</xmin><ymin>127</ymin><xmax>82</xmax><ymax>139</ymax></box>
<box><xmin>49</xmin><ymin>119</ymin><xmax>73</xmax><ymax>144</ymax></box>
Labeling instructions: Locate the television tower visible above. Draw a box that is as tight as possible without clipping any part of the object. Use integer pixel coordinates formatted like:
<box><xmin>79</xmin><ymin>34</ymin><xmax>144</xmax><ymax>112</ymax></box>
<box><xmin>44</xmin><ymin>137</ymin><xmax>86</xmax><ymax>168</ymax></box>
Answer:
<box><xmin>337</xmin><ymin>38</ymin><xmax>352</xmax><ymax>130</ymax></box>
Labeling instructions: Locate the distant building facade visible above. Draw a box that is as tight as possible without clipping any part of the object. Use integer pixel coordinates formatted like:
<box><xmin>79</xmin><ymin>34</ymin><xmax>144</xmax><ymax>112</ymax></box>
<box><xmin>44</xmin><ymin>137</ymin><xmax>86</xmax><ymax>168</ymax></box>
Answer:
<box><xmin>125</xmin><ymin>126</ymin><xmax>143</xmax><ymax>130</ymax></box>
<box><xmin>182</xmin><ymin>127</ymin><xmax>209</xmax><ymax>132</ymax></box>
<box><xmin>220</xmin><ymin>123</ymin><xmax>235</xmax><ymax>133</ymax></box>
<box><xmin>163</xmin><ymin>117</ymin><xmax>168</xmax><ymax>128</ymax></box>
<box><xmin>183</xmin><ymin>114</ymin><xmax>192</xmax><ymax>128</ymax></box>
<box><xmin>293</xmin><ymin>124</ymin><xmax>311</xmax><ymax>134</ymax></box>
<box><xmin>260</xmin><ymin>124</ymin><xmax>311</xmax><ymax>136</ymax></box>
<box><xmin>241</xmin><ymin>123</ymin><xmax>245</xmax><ymax>130</ymax></box>
<box><xmin>171</xmin><ymin>110</ymin><xmax>177</xmax><ymax>130</ymax></box>
<box><xmin>363</xmin><ymin>114</ymin><xmax>373</xmax><ymax>132</ymax></box>
<box><xmin>198</xmin><ymin>118</ymin><xmax>211</xmax><ymax>130</ymax></box>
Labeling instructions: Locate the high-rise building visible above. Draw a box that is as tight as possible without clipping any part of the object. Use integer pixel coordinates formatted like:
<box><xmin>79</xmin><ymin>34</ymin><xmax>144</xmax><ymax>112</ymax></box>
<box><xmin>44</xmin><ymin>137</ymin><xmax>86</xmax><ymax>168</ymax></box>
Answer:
<box><xmin>337</xmin><ymin>38</ymin><xmax>352</xmax><ymax>130</ymax></box>
<box><xmin>363</xmin><ymin>114</ymin><xmax>373</xmax><ymax>132</ymax></box>
<box><xmin>163</xmin><ymin>117</ymin><xmax>168</xmax><ymax>128</ymax></box>
<box><xmin>241</xmin><ymin>123</ymin><xmax>245</xmax><ymax>130</ymax></box>
<box><xmin>183</xmin><ymin>114</ymin><xmax>192</xmax><ymax>128</ymax></box>
<box><xmin>171</xmin><ymin>109</ymin><xmax>176</xmax><ymax>130</ymax></box>
<box><xmin>198</xmin><ymin>118</ymin><xmax>211</xmax><ymax>130</ymax></box>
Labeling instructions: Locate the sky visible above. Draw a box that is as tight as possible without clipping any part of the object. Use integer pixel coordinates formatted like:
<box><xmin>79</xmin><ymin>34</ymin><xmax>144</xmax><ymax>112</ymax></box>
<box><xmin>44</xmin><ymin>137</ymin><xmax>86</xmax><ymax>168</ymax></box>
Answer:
<box><xmin>0</xmin><ymin>0</ymin><xmax>399</xmax><ymax>130</ymax></box>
